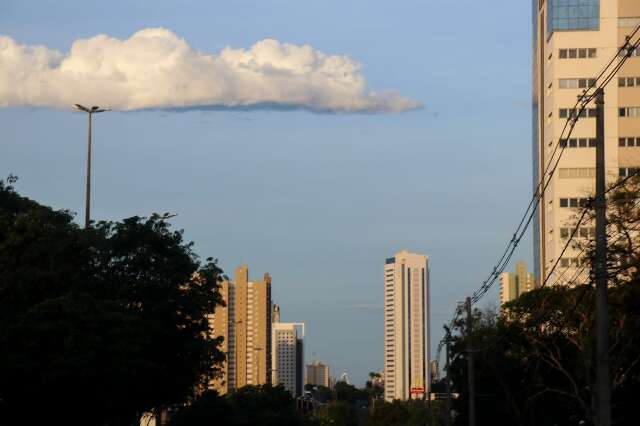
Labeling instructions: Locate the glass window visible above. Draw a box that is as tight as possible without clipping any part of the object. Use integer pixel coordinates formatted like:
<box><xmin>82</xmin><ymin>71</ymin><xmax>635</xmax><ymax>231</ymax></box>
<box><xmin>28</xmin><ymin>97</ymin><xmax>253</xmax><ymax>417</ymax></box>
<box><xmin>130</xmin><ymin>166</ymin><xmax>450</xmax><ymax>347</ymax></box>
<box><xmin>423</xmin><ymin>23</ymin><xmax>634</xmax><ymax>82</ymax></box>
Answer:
<box><xmin>548</xmin><ymin>0</ymin><xmax>600</xmax><ymax>37</ymax></box>
<box><xmin>589</xmin><ymin>138</ymin><xmax>596</xmax><ymax>147</ymax></box>
<box><xmin>569</xmin><ymin>49</ymin><xmax>577</xmax><ymax>58</ymax></box>
<box><xmin>620</xmin><ymin>138</ymin><xmax>627</xmax><ymax>147</ymax></box>
<box><xmin>579</xmin><ymin>138</ymin><xmax>587</xmax><ymax>147</ymax></box>
<box><xmin>619</xmin><ymin>17</ymin><xmax>640</xmax><ymax>28</ymax></box>
<box><xmin>559</xmin><ymin>49</ymin><xmax>568</xmax><ymax>58</ymax></box>
<box><xmin>560</xmin><ymin>198</ymin><xmax>569</xmax><ymax>208</ymax></box>
<box><xmin>569</xmin><ymin>138</ymin><xmax>578</xmax><ymax>147</ymax></box>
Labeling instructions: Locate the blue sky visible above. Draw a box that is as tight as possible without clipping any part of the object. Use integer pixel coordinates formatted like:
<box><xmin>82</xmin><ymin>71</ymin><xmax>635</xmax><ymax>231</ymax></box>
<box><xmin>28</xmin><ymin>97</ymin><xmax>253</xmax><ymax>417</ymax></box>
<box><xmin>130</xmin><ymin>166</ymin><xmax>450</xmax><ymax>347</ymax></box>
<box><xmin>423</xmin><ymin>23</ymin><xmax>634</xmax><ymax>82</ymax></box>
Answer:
<box><xmin>0</xmin><ymin>0</ymin><xmax>532</xmax><ymax>386</ymax></box>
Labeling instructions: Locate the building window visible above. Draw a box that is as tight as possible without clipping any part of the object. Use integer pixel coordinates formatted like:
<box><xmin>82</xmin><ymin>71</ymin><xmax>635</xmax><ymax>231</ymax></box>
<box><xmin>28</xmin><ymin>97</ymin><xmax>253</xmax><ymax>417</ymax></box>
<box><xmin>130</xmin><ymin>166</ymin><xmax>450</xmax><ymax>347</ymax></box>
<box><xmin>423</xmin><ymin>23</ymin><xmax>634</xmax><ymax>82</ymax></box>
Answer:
<box><xmin>619</xmin><ymin>77</ymin><xmax>640</xmax><ymax>87</ymax></box>
<box><xmin>560</xmin><ymin>227</ymin><xmax>595</xmax><ymax>239</ymax></box>
<box><xmin>560</xmin><ymin>137</ymin><xmax>596</xmax><ymax>148</ymax></box>
<box><xmin>620</xmin><ymin>107</ymin><xmax>640</xmax><ymax>117</ymax></box>
<box><xmin>559</xmin><ymin>48</ymin><xmax>597</xmax><ymax>59</ymax></box>
<box><xmin>560</xmin><ymin>198</ymin><xmax>589</xmax><ymax>208</ymax></box>
<box><xmin>619</xmin><ymin>17</ymin><xmax>640</xmax><ymax>28</ymax></box>
<box><xmin>560</xmin><ymin>257</ymin><xmax>588</xmax><ymax>268</ymax></box>
<box><xmin>619</xmin><ymin>168</ymin><xmax>640</xmax><ymax>177</ymax></box>
<box><xmin>559</xmin><ymin>78</ymin><xmax>597</xmax><ymax>89</ymax></box>
<box><xmin>559</xmin><ymin>108</ymin><xmax>597</xmax><ymax>118</ymax></box>
<box><xmin>619</xmin><ymin>137</ymin><xmax>640</xmax><ymax>147</ymax></box>
<box><xmin>619</xmin><ymin>46</ymin><xmax>640</xmax><ymax>58</ymax></box>
<box><xmin>548</xmin><ymin>0</ymin><xmax>600</xmax><ymax>36</ymax></box>
<box><xmin>559</xmin><ymin>168</ymin><xmax>596</xmax><ymax>179</ymax></box>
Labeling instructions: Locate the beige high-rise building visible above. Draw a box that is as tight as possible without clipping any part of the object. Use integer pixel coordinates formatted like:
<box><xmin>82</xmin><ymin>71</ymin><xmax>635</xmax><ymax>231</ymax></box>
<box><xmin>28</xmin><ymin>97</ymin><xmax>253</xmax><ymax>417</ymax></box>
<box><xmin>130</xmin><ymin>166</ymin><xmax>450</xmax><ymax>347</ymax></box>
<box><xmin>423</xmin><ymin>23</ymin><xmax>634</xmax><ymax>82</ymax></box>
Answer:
<box><xmin>533</xmin><ymin>0</ymin><xmax>640</xmax><ymax>284</ymax></box>
<box><xmin>305</xmin><ymin>361</ymin><xmax>330</xmax><ymax>388</ymax></box>
<box><xmin>499</xmin><ymin>261</ymin><xmax>535</xmax><ymax>306</ymax></box>
<box><xmin>383</xmin><ymin>250</ymin><xmax>430</xmax><ymax>402</ymax></box>
<box><xmin>210</xmin><ymin>265</ymin><xmax>272</xmax><ymax>394</ymax></box>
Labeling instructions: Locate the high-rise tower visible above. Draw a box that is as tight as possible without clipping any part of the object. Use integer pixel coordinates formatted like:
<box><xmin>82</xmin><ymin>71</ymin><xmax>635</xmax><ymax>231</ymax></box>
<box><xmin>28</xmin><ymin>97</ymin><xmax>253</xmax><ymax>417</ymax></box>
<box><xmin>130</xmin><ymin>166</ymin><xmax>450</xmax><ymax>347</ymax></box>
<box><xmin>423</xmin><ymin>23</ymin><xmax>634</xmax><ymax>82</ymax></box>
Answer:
<box><xmin>383</xmin><ymin>250</ymin><xmax>430</xmax><ymax>401</ymax></box>
<box><xmin>532</xmin><ymin>1</ymin><xmax>640</xmax><ymax>284</ymax></box>
<box><xmin>210</xmin><ymin>265</ymin><xmax>272</xmax><ymax>394</ymax></box>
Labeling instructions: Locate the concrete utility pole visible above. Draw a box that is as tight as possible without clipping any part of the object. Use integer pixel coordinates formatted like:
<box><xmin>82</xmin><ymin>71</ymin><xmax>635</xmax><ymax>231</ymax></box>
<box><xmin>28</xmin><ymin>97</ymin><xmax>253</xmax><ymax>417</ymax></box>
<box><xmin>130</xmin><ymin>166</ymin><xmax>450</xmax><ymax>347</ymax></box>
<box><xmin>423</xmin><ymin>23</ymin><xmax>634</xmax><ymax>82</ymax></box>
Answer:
<box><xmin>445</xmin><ymin>332</ymin><xmax>452</xmax><ymax>426</ymax></box>
<box><xmin>465</xmin><ymin>297</ymin><xmax>476</xmax><ymax>426</ymax></box>
<box><xmin>594</xmin><ymin>89</ymin><xmax>612</xmax><ymax>426</ymax></box>
<box><xmin>74</xmin><ymin>104</ymin><xmax>109</xmax><ymax>229</ymax></box>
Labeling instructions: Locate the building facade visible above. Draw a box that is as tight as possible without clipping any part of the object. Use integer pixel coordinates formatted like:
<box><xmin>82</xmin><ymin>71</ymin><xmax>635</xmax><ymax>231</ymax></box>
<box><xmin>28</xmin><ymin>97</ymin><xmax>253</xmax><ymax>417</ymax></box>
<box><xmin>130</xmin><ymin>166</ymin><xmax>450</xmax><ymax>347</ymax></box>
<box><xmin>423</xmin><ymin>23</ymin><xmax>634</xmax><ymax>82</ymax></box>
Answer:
<box><xmin>305</xmin><ymin>361</ymin><xmax>330</xmax><ymax>388</ymax></box>
<box><xmin>271</xmin><ymin>322</ymin><xmax>305</xmax><ymax>396</ymax></box>
<box><xmin>383</xmin><ymin>250</ymin><xmax>430</xmax><ymax>401</ymax></box>
<box><xmin>499</xmin><ymin>261</ymin><xmax>535</xmax><ymax>305</ymax></box>
<box><xmin>210</xmin><ymin>265</ymin><xmax>272</xmax><ymax>394</ymax></box>
<box><xmin>532</xmin><ymin>0</ymin><xmax>640</xmax><ymax>284</ymax></box>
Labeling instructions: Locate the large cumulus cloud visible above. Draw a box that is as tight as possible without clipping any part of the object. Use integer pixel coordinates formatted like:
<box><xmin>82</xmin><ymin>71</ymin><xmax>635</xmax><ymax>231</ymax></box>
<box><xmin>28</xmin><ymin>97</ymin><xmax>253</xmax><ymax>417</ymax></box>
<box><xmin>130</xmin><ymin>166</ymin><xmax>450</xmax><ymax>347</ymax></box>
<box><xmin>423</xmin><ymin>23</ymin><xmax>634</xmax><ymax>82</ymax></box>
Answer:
<box><xmin>0</xmin><ymin>28</ymin><xmax>420</xmax><ymax>113</ymax></box>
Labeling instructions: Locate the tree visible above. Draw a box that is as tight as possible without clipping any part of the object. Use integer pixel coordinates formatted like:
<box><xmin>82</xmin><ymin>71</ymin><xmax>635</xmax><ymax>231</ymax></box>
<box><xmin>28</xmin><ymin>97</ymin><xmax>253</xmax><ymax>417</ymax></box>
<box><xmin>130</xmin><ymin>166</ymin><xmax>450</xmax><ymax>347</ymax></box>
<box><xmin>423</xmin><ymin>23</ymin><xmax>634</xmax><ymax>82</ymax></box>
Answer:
<box><xmin>316</xmin><ymin>401</ymin><xmax>358</xmax><ymax>426</ymax></box>
<box><xmin>0</xmin><ymin>179</ymin><xmax>226</xmax><ymax>425</ymax></box>
<box><xmin>168</xmin><ymin>385</ymin><xmax>314</xmax><ymax>426</ymax></box>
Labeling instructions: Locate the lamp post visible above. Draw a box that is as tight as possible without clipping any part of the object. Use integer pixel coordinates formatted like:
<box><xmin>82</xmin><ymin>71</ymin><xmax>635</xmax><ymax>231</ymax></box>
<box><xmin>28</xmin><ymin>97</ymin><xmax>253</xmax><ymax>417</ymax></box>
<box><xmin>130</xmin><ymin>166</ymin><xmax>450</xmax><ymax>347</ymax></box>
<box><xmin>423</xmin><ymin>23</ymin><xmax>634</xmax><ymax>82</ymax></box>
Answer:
<box><xmin>74</xmin><ymin>104</ymin><xmax>110</xmax><ymax>228</ymax></box>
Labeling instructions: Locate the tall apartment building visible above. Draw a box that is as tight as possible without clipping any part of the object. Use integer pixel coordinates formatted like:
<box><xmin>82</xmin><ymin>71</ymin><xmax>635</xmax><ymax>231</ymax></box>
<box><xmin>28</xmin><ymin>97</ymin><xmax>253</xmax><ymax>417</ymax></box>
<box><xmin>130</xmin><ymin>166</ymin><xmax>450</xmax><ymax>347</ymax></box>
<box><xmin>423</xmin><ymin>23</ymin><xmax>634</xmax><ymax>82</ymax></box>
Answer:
<box><xmin>500</xmin><ymin>261</ymin><xmax>535</xmax><ymax>305</ymax></box>
<box><xmin>383</xmin><ymin>250</ymin><xmax>430</xmax><ymax>401</ymax></box>
<box><xmin>305</xmin><ymin>361</ymin><xmax>330</xmax><ymax>388</ymax></box>
<box><xmin>533</xmin><ymin>0</ymin><xmax>640</xmax><ymax>284</ymax></box>
<box><xmin>271</xmin><ymin>321</ymin><xmax>305</xmax><ymax>397</ymax></box>
<box><xmin>210</xmin><ymin>265</ymin><xmax>272</xmax><ymax>394</ymax></box>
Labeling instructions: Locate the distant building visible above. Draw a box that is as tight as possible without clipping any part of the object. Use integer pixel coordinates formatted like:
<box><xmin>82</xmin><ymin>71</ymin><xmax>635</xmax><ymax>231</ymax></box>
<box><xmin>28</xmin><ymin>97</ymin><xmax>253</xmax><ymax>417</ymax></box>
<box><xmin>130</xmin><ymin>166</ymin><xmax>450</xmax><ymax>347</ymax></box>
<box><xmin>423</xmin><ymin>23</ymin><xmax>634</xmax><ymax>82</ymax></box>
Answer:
<box><xmin>383</xmin><ymin>250</ymin><xmax>431</xmax><ymax>401</ymax></box>
<box><xmin>272</xmin><ymin>303</ymin><xmax>281</xmax><ymax>323</ymax></box>
<box><xmin>430</xmin><ymin>360</ymin><xmax>439</xmax><ymax>383</ymax></box>
<box><xmin>210</xmin><ymin>265</ymin><xmax>272</xmax><ymax>394</ymax></box>
<box><xmin>271</xmin><ymin>321</ymin><xmax>305</xmax><ymax>396</ymax></box>
<box><xmin>306</xmin><ymin>361</ymin><xmax>330</xmax><ymax>388</ymax></box>
<box><xmin>499</xmin><ymin>261</ymin><xmax>534</xmax><ymax>306</ymax></box>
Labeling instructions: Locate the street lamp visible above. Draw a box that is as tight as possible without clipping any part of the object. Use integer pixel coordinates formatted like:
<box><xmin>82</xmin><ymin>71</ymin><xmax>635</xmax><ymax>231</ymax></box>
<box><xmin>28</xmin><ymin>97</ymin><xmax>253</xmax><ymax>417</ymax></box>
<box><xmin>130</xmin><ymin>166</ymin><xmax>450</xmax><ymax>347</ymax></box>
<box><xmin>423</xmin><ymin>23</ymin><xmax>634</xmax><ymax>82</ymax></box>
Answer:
<box><xmin>74</xmin><ymin>104</ymin><xmax>110</xmax><ymax>228</ymax></box>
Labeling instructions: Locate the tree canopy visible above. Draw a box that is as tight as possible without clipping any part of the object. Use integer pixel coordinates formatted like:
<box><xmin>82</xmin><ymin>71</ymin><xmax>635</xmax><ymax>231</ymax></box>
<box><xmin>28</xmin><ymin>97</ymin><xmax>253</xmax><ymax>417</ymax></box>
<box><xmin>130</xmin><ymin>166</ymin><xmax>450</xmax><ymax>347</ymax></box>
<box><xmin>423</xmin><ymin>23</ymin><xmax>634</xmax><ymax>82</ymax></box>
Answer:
<box><xmin>0</xmin><ymin>179</ymin><xmax>225</xmax><ymax>425</ymax></box>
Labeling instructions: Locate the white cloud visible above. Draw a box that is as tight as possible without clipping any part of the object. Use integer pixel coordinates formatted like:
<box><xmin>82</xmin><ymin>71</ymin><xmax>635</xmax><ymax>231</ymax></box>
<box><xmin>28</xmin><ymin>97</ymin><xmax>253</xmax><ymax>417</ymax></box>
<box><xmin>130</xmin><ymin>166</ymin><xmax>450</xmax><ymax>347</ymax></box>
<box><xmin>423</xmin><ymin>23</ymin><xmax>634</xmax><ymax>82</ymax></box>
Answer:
<box><xmin>0</xmin><ymin>28</ymin><xmax>420</xmax><ymax>113</ymax></box>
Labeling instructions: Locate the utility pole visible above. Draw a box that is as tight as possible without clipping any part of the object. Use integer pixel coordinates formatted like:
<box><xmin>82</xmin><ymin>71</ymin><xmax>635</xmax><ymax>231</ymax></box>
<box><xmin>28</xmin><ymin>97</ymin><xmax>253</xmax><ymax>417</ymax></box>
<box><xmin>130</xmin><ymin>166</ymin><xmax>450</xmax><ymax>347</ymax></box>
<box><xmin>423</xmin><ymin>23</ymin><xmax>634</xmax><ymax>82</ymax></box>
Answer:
<box><xmin>465</xmin><ymin>297</ymin><xmax>476</xmax><ymax>426</ymax></box>
<box><xmin>445</xmin><ymin>331</ymin><xmax>452</xmax><ymax>426</ymax></box>
<box><xmin>594</xmin><ymin>88</ymin><xmax>612</xmax><ymax>426</ymax></box>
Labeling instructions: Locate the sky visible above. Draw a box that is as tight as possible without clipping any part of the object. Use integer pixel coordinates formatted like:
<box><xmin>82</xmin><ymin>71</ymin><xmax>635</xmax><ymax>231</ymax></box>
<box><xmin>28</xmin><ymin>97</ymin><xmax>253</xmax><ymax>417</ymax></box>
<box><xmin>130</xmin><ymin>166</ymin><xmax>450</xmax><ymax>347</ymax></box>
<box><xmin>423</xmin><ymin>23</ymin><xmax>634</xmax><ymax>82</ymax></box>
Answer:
<box><xmin>0</xmin><ymin>0</ymin><xmax>533</xmax><ymax>386</ymax></box>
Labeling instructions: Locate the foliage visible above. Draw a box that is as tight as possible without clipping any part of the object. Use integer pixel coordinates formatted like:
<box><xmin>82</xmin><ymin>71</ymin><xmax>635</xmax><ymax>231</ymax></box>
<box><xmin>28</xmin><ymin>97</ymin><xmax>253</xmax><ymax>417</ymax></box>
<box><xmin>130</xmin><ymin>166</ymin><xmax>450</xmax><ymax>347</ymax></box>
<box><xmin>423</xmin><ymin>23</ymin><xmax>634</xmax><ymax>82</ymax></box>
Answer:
<box><xmin>444</xmin><ymin>174</ymin><xmax>640</xmax><ymax>426</ymax></box>
<box><xmin>0</xmin><ymin>179</ymin><xmax>225</xmax><ymax>425</ymax></box>
<box><xmin>365</xmin><ymin>400</ymin><xmax>447</xmax><ymax>426</ymax></box>
<box><xmin>305</xmin><ymin>384</ymin><xmax>333</xmax><ymax>403</ymax></box>
<box><xmin>334</xmin><ymin>381</ymin><xmax>368</xmax><ymax>404</ymax></box>
<box><xmin>315</xmin><ymin>401</ymin><xmax>358</xmax><ymax>426</ymax></box>
<box><xmin>168</xmin><ymin>386</ymin><xmax>315</xmax><ymax>426</ymax></box>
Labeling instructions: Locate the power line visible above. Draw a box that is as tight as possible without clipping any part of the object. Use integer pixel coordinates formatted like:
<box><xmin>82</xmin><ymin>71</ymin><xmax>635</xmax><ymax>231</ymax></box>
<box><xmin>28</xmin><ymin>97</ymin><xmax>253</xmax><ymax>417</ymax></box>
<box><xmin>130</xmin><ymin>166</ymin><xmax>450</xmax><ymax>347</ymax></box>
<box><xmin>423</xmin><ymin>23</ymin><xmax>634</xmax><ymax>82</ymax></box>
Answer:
<box><xmin>467</xmin><ymin>24</ymin><xmax>640</xmax><ymax>307</ymax></box>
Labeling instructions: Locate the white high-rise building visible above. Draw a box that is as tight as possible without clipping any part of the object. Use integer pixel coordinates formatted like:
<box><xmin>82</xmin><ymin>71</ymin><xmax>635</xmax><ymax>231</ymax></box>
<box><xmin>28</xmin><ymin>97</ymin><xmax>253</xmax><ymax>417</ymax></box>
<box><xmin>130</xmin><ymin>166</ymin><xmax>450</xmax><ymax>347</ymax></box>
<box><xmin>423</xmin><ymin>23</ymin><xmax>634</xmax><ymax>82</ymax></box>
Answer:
<box><xmin>271</xmin><ymin>322</ymin><xmax>304</xmax><ymax>396</ymax></box>
<box><xmin>383</xmin><ymin>250</ymin><xmax>430</xmax><ymax>401</ymax></box>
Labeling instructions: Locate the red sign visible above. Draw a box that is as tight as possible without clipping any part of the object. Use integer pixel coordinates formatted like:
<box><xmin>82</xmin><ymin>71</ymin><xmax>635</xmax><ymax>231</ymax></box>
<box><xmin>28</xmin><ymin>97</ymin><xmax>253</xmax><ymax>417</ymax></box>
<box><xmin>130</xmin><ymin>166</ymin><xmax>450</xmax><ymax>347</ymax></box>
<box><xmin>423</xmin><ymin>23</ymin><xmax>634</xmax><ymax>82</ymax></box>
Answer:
<box><xmin>410</xmin><ymin>387</ymin><xmax>425</xmax><ymax>394</ymax></box>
